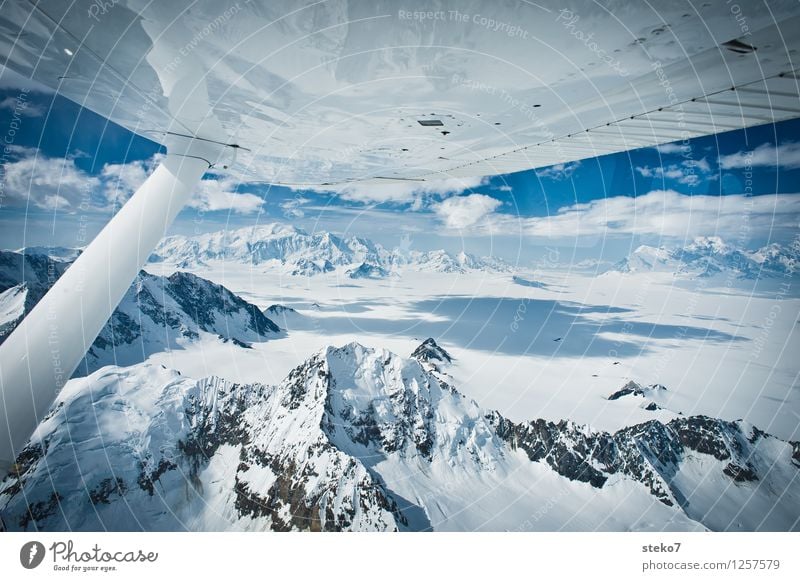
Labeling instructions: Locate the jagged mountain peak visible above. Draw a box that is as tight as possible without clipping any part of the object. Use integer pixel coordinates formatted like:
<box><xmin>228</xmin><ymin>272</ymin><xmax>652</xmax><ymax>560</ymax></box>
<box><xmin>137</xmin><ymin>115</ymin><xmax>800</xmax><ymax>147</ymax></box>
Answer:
<box><xmin>612</xmin><ymin>238</ymin><xmax>798</xmax><ymax>279</ymax></box>
<box><xmin>0</xmin><ymin>251</ymin><xmax>281</xmax><ymax>374</ymax></box>
<box><xmin>265</xmin><ymin>304</ymin><xmax>297</xmax><ymax>315</ymax></box>
<box><xmin>411</xmin><ymin>338</ymin><xmax>454</xmax><ymax>365</ymax></box>
<box><xmin>347</xmin><ymin>262</ymin><xmax>391</xmax><ymax>279</ymax></box>
<box><xmin>607</xmin><ymin>380</ymin><xmax>667</xmax><ymax>400</ymax></box>
<box><xmin>685</xmin><ymin>235</ymin><xmax>730</xmax><ymax>254</ymax></box>
<box><xmin>2</xmin><ymin>343</ymin><xmax>798</xmax><ymax>532</ymax></box>
<box><xmin>16</xmin><ymin>246</ymin><xmax>82</xmax><ymax>262</ymax></box>
<box><xmin>149</xmin><ymin>223</ymin><xmax>509</xmax><ymax>276</ymax></box>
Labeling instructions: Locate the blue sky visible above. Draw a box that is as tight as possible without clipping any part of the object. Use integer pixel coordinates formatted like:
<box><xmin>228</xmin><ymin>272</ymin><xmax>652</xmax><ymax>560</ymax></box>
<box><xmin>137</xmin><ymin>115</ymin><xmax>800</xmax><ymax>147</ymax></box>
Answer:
<box><xmin>1</xmin><ymin>80</ymin><xmax>799</xmax><ymax>266</ymax></box>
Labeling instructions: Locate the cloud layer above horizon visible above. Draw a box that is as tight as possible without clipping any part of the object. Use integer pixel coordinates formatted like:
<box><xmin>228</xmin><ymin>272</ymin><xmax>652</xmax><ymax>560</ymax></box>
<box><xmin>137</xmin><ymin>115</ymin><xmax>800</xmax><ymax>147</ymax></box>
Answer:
<box><xmin>2</xmin><ymin>139</ymin><xmax>799</xmax><ymax>248</ymax></box>
<box><xmin>438</xmin><ymin>189</ymin><xmax>799</xmax><ymax>244</ymax></box>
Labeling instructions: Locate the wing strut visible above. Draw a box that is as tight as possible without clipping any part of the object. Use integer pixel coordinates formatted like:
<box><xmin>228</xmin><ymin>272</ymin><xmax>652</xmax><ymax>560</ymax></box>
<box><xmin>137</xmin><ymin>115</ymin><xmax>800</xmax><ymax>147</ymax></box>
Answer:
<box><xmin>0</xmin><ymin>140</ymin><xmax>224</xmax><ymax>472</ymax></box>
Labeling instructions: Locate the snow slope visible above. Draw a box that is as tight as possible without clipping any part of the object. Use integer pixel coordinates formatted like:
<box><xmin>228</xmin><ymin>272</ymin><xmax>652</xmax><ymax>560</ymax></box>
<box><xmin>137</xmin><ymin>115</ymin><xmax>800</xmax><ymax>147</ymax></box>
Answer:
<box><xmin>0</xmin><ymin>251</ymin><xmax>281</xmax><ymax>374</ymax></box>
<box><xmin>149</xmin><ymin>223</ymin><xmax>509</xmax><ymax>275</ymax></box>
<box><xmin>612</xmin><ymin>237</ymin><xmax>799</xmax><ymax>278</ymax></box>
<box><xmin>2</xmin><ymin>341</ymin><xmax>797</xmax><ymax>532</ymax></box>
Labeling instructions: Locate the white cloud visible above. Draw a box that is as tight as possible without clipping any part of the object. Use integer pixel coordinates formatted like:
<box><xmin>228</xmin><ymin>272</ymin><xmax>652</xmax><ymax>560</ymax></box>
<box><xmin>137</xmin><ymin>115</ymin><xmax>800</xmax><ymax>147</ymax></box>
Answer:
<box><xmin>281</xmin><ymin>197</ymin><xmax>310</xmax><ymax>218</ymax></box>
<box><xmin>535</xmin><ymin>161</ymin><xmax>581</xmax><ymax>180</ymax></box>
<box><xmin>496</xmin><ymin>185</ymin><xmax>513</xmax><ymax>192</ymax></box>
<box><xmin>635</xmin><ymin>158</ymin><xmax>715</xmax><ymax>186</ymax></box>
<box><xmin>433</xmin><ymin>193</ymin><xmax>502</xmax><ymax>229</ymax></box>
<box><xmin>654</xmin><ymin>142</ymin><xmax>691</xmax><ymax>155</ymax></box>
<box><xmin>1</xmin><ymin>149</ymin><xmax>265</xmax><ymax>215</ymax></box>
<box><xmin>297</xmin><ymin>176</ymin><xmax>487</xmax><ymax>205</ymax></box>
<box><xmin>0</xmin><ymin>95</ymin><xmax>44</xmax><ymax>117</ymax></box>
<box><xmin>102</xmin><ymin>157</ymin><xmax>265</xmax><ymax>214</ymax></box>
<box><xmin>469</xmin><ymin>190</ymin><xmax>800</xmax><ymax>240</ymax></box>
<box><xmin>187</xmin><ymin>175</ymin><xmax>264</xmax><ymax>214</ymax></box>
<box><xmin>101</xmin><ymin>156</ymin><xmax>160</xmax><ymax>206</ymax></box>
<box><xmin>0</xmin><ymin>147</ymin><xmax>100</xmax><ymax>211</ymax></box>
<box><xmin>719</xmin><ymin>142</ymin><xmax>800</xmax><ymax>170</ymax></box>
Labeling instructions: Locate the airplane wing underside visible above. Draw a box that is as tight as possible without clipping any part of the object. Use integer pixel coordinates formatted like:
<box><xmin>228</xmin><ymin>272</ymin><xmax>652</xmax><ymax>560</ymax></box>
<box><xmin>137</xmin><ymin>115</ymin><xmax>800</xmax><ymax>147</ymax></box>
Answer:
<box><xmin>2</xmin><ymin>0</ymin><xmax>799</xmax><ymax>183</ymax></box>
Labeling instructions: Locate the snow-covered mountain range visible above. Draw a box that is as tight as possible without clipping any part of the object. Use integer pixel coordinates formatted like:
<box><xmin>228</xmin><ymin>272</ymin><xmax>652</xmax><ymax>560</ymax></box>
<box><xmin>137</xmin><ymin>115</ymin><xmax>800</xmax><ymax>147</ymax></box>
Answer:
<box><xmin>16</xmin><ymin>246</ymin><xmax>83</xmax><ymax>262</ymax></box>
<box><xmin>149</xmin><ymin>223</ymin><xmax>510</xmax><ymax>275</ymax></box>
<box><xmin>611</xmin><ymin>237</ymin><xmax>799</xmax><ymax>278</ymax></box>
<box><xmin>0</xmin><ymin>250</ymin><xmax>281</xmax><ymax>374</ymax></box>
<box><xmin>2</xmin><ymin>339</ymin><xmax>797</xmax><ymax>532</ymax></box>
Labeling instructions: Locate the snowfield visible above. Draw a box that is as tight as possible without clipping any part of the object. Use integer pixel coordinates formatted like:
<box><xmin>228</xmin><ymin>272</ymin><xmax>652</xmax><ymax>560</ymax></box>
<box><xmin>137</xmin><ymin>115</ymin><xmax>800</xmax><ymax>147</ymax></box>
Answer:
<box><xmin>145</xmin><ymin>261</ymin><xmax>799</xmax><ymax>442</ymax></box>
<box><xmin>2</xmin><ymin>342</ymin><xmax>797</xmax><ymax>531</ymax></box>
<box><xmin>1</xmin><ymin>238</ymin><xmax>798</xmax><ymax>532</ymax></box>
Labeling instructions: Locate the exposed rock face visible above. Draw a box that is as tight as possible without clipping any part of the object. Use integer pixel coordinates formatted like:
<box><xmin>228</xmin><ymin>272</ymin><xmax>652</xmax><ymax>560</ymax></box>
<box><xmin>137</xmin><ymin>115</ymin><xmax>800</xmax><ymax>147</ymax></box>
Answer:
<box><xmin>488</xmin><ymin>413</ymin><xmax>775</xmax><ymax>510</ymax></box>
<box><xmin>0</xmin><ymin>250</ymin><xmax>281</xmax><ymax>373</ymax></box>
<box><xmin>150</xmin><ymin>223</ymin><xmax>510</xmax><ymax>275</ymax></box>
<box><xmin>0</xmin><ymin>249</ymin><xmax>70</xmax><ymax>291</ymax></box>
<box><xmin>410</xmin><ymin>338</ymin><xmax>454</xmax><ymax>375</ymax></box>
<box><xmin>1</xmin><ymin>341</ymin><xmax>798</xmax><ymax>532</ymax></box>
<box><xmin>291</xmin><ymin>258</ymin><xmax>335</xmax><ymax>276</ymax></box>
<box><xmin>411</xmin><ymin>338</ymin><xmax>453</xmax><ymax>364</ymax></box>
<box><xmin>347</xmin><ymin>262</ymin><xmax>391</xmax><ymax>279</ymax></box>
<box><xmin>607</xmin><ymin>381</ymin><xmax>666</xmax><ymax>400</ymax></box>
<box><xmin>612</xmin><ymin>237</ymin><xmax>800</xmax><ymax>279</ymax></box>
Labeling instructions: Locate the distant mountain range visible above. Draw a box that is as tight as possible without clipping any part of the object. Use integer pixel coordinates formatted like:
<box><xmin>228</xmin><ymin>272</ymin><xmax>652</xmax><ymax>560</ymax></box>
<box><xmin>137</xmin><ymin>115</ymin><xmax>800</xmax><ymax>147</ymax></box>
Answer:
<box><xmin>149</xmin><ymin>223</ymin><xmax>511</xmax><ymax>275</ymax></box>
<box><xmin>0</xmin><ymin>250</ymin><xmax>281</xmax><ymax>374</ymax></box>
<box><xmin>610</xmin><ymin>237</ymin><xmax>799</xmax><ymax>279</ymax></box>
<box><xmin>2</xmin><ymin>339</ymin><xmax>797</xmax><ymax>532</ymax></box>
<box><xmin>15</xmin><ymin>246</ymin><xmax>83</xmax><ymax>262</ymax></box>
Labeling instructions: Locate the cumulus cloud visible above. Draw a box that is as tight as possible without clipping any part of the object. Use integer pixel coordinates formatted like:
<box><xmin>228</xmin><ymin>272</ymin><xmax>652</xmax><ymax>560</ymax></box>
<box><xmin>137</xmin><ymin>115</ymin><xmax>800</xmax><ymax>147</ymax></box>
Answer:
<box><xmin>470</xmin><ymin>190</ymin><xmax>800</xmax><ymax>240</ymax></box>
<box><xmin>101</xmin><ymin>156</ymin><xmax>160</xmax><ymax>206</ymax></box>
<box><xmin>433</xmin><ymin>193</ymin><xmax>502</xmax><ymax>229</ymax></box>
<box><xmin>719</xmin><ymin>142</ymin><xmax>800</xmax><ymax>170</ymax></box>
<box><xmin>1</xmin><ymin>148</ymin><xmax>266</xmax><ymax>215</ymax></box>
<box><xmin>0</xmin><ymin>146</ymin><xmax>100</xmax><ymax>211</ymax></box>
<box><xmin>187</xmin><ymin>175</ymin><xmax>264</xmax><ymax>214</ymax></box>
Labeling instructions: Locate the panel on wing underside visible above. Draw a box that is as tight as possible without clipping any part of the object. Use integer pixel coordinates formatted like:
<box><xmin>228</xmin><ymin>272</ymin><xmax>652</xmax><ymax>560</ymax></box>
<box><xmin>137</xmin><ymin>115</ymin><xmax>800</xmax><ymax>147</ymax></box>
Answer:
<box><xmin>2</xmin><ymin>0</ymin><xmax>799</xmax><ymax>184</ymax></box>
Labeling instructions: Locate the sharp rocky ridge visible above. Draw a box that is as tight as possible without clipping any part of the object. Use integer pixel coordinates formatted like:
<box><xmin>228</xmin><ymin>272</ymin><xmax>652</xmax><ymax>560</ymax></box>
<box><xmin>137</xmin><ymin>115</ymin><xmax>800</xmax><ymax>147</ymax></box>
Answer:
<box><xmin>149</xmin><ymin>223</ymin><xmax>510</xmax><ymax>275</ymax></box>
<box><xmin>2</xmin><ymin>339</ymin><xmax>797</xmax><ymax>532</ymax></box>
<box><xmin>0</xmin><ymin>250</ymin><xmax>281</xmax><ymax>375</ymax></box>
<box><xmin>611</xmin><ymin>236</ymin><xmax>799</xmax><ymax>279</ymax></box>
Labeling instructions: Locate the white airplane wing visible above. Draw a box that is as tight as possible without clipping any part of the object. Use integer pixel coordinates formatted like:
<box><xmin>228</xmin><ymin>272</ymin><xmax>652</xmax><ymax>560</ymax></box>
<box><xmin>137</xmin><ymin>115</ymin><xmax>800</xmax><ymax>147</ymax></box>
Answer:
<box><xmin>3</xmin><ymin>0</ymin><xmax>799</xmax><ymax>185</ymax></box>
